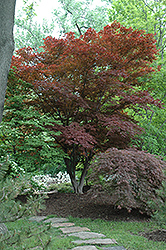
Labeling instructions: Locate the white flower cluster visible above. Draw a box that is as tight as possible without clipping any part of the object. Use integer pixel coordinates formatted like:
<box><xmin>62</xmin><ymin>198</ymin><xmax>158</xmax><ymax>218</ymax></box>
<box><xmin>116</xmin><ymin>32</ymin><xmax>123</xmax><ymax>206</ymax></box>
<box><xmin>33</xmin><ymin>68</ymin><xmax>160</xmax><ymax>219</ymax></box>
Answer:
<box><xmin>32</xmin><ymin>171</ymin><xmax>70</xmax><ymax>188</ymax></box>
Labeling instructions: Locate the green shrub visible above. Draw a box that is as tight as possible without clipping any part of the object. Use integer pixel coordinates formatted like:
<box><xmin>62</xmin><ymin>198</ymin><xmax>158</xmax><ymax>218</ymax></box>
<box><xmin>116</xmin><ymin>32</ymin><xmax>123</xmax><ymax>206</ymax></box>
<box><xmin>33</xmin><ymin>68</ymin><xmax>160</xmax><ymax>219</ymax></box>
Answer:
<box><xmin>0</xmin><ymin>157</ymin><xmax>47</xmax><ymax>248</ymax></box>
<box><xmin>148</xmin><ymin>174</ymin><xmax>166</xmax><ymax>225</ymax></box>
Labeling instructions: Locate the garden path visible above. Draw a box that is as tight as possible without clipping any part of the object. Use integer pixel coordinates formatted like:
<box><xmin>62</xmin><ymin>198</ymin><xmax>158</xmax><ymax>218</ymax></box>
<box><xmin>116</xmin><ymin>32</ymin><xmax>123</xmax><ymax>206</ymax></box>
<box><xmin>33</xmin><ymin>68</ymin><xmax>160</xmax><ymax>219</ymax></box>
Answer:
<box><xmin>29</xmin><ymin>216</ymin><xmax>127</xmax><ymax>250</ymax></box>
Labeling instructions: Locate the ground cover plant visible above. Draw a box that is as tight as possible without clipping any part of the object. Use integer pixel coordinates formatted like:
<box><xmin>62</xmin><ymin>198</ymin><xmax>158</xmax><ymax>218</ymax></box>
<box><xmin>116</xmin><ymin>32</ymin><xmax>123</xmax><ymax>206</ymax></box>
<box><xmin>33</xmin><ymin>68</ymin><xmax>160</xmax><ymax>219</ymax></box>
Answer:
<box><xmin>10</xmin><ymin>21</ymin><xmax>163</xmax><ymax>193</ymax></box>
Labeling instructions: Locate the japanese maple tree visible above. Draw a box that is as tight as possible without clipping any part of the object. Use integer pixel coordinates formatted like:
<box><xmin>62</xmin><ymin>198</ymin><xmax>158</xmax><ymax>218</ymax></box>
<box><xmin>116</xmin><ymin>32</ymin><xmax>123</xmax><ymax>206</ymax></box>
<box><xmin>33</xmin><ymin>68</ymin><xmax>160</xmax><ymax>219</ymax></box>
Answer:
<box><xmin>11</xmin><ymin>21</ymin><xmax>162</xmax><ymax>193</ymax></box>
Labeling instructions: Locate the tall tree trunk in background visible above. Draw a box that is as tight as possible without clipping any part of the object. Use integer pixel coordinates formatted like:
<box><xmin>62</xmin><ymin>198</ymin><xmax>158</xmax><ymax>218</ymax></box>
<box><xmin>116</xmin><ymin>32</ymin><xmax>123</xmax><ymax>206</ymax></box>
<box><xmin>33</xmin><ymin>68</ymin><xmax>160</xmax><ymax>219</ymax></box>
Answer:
<box><xmin>0</xmin><ymin>0</ymin><xmax>16</xmax><ymax>123</ymax></box>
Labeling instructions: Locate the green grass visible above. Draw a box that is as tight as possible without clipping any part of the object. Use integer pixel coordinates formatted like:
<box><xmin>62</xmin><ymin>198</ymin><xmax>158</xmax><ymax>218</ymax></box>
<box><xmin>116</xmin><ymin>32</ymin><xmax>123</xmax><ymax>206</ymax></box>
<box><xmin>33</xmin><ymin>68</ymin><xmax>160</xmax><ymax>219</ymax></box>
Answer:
<box><xmin>1</xmin><ymin>215</ymin><xmax>166</xmax><ymax>249</ymax></box>
<box><xmin>69</xmin><ymin>216</ymin><xmax>166</xmax><ymax>250</ymax></box>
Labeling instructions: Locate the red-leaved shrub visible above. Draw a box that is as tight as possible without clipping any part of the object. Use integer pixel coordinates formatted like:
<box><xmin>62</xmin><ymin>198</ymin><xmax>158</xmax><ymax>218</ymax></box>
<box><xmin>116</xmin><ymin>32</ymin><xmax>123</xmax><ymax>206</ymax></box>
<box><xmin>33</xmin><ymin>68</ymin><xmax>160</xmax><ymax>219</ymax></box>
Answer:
<box><xmin>88</xmin><ymin>148</ymin><xmax>166</xmax><ymax>213</ymax></box>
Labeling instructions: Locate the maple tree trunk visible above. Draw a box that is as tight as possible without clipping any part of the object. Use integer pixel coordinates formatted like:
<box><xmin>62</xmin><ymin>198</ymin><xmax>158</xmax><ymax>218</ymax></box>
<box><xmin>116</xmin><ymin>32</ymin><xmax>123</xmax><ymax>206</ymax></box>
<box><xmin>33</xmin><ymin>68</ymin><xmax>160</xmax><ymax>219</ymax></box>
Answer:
<box><xmin>70</xmin><ymin>177</ymin><xmax>83</xmax><ymax>194</ymax></box>
<box><xmin>66</xmin><ymin>162</ymin><xmax>88</xmax><ymax>194</ymax></box>
<box><xmin>68</xmin><ymin>173</ymin><xmax>84</xmax><ymax>194</ymax></box>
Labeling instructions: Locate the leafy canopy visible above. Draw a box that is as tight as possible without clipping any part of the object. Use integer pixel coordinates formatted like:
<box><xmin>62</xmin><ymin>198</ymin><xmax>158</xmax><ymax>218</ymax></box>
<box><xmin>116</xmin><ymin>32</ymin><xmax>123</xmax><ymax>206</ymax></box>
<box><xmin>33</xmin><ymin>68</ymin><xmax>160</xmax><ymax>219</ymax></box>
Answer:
<box><xmin>11</xmin><ymin>21</ymin><xmax>161</xmax><ymax>192</ymax></box>
<box><xmin>53</xmin><ymin>0</ymin><xmax>111</xmax><ymax>36</ymax></box>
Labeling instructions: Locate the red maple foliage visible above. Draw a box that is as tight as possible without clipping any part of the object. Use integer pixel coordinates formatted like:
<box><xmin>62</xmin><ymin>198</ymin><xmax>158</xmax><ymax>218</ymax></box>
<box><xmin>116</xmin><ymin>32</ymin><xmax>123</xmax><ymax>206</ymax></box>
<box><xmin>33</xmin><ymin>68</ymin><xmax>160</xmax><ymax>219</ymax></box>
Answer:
<box><xmin>88</xmin><ymin>148</ymin><xmax>166</xmax><ymax>213</ymax></box>
<box><xmin>11</xmin><ymin>21</ymin><xmax>162</xmax><ymax>193</ymax></box>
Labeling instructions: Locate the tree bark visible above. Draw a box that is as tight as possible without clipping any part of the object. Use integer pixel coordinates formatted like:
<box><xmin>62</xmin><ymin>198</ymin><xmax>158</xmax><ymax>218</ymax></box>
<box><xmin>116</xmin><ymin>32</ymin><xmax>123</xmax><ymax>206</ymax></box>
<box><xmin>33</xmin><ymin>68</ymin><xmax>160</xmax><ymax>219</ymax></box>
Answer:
<box><xmin>0</xmin><ymin>0</ymin><xmax>16</xmax><ymax>123</ymax></box>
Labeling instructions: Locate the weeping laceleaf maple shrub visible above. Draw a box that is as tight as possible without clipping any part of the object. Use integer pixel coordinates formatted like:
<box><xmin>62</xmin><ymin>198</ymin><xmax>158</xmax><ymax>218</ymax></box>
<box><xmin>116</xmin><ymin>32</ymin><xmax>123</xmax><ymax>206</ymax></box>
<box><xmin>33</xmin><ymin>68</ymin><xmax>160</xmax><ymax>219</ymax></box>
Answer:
<box><xmin>88</xmin><ymin>148</ymin><xmax>166</xmax><ymax>213</ymax></box>
<box><xmin>11</xmin><ymin>21</ymin><xmax>162</xmax><ymax>193</ymax></box>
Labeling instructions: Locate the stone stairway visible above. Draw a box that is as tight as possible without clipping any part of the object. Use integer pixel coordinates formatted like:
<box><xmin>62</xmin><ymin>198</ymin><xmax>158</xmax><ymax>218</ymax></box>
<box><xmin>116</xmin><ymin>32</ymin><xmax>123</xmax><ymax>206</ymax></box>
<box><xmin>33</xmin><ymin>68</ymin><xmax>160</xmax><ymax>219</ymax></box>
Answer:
<box><xmin>29</xmin><ymin>216</ymin><xmax>127</xmax><ymax>250</ymax></box>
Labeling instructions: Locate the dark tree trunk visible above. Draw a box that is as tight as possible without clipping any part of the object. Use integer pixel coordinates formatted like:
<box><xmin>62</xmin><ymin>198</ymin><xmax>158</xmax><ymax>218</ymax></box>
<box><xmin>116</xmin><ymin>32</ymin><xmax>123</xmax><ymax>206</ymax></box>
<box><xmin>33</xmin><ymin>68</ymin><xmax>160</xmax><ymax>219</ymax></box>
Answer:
<box><xmin>0</xmin><ymin>0</ymin><xmax>16</xmax><ymax>123</ymax></box>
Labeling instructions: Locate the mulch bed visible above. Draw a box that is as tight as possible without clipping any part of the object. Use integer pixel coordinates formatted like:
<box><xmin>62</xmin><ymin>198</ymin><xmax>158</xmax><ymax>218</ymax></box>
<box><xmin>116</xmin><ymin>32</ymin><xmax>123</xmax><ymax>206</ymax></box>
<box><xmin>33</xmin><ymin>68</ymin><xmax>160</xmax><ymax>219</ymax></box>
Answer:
<box><xmin>39</xmin><ymin>192</ymin><xmax>150</xmax><ymax>221</ymax></box>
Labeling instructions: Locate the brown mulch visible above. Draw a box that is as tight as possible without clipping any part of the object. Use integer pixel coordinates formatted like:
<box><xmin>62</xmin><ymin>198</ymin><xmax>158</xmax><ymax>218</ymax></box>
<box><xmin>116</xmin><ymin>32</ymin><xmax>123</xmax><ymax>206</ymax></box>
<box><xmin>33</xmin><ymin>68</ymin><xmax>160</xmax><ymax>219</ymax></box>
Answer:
<box><xmin>39</xmin><ymin>192</ymin><xmax>150</xmax><ymax>221</ymax></box>
<box><xmin>141</xmin><ymin>229</ymin><xmax>166</xmax><ymax>243</ymax></box>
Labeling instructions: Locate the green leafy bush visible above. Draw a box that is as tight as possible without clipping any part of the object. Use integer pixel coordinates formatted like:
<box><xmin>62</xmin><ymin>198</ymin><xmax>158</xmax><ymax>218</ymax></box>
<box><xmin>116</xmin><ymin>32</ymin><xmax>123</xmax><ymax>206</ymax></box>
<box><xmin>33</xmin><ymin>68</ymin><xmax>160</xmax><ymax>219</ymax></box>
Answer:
<box><xmin>0</xmin><ymin>69</ymin><xmax>66</xmax><ymax>174</ymax></box>
<box><xmin>88</xmin><ymin>148</ymin><xmax>166</xmax><ymax>214</ymax></box>
<box><xmin>148</xmin><ymin>174</ymin><xmax>166</xmax><ymax>225</ymax></box>
<box><xmin>0</xmin><ymin>155</ymin><xmax>25</xmax><ymax>179</ymax></box>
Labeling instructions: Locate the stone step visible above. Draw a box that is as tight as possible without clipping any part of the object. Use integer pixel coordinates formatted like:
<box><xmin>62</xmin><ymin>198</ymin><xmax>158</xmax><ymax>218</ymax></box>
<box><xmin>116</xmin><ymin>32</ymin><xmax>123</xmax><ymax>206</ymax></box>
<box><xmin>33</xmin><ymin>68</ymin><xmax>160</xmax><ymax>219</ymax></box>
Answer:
<box><xmin>43</xmin><ymin>217</ymin><xmax>69</xmax><ymax>224</ymax></box>
<box><xmin>28</xmin><ymin>216</ymin><xmax>126</xmax><ymax>250</ymax></box>
<box><xmin>52</xmin><ymin>222</ymin><xmax>75</xmax><ymax>228</ymax></box>
<box><xmin>102</xmin><ymin>247</ymin><xmax>127</xmax><ymax>250</ymax></box>
<box><xmin>29</xmin><ymin>216</ymin><xmax>47</xmax><ymax>222</ymax></box>
<box><xmin>60</xmin><ymin>226</ymin><xmax>90</xmax><ymax>234</ymax></box>
<box><xmin>72</xmin><ymin>246</ymin><xmax>98</xmax><ymax>250</ymax></box>
<box><xmin>69</xmin><ymin>231</ymin><xmax>106</xmax><ymax>239</ymax></box>
<box><xmin>73</xmin><ymin>238</ymin><xmax>117</xmax><ymax>245</ymax></box>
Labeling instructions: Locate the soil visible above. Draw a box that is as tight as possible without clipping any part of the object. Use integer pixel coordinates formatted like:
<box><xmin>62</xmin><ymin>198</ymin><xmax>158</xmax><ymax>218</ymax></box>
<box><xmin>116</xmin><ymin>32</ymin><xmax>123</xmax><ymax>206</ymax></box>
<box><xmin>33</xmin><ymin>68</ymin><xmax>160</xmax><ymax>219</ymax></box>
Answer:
<box><xmin>35</xmin><ymin>191</ymin><xmax>166</xmax><ymax>244</ymax></box>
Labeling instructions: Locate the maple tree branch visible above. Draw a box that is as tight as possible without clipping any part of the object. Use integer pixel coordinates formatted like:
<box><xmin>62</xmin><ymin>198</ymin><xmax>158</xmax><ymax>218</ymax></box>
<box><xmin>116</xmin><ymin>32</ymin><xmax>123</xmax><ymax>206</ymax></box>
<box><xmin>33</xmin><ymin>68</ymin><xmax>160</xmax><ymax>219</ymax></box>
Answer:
<box><xmin>57</xmin><ymin>108</ymin><xmax>66</xmax><ymax>126</ymax></box>
<box><xmin>96</xmin><ymin>89</ymin><xmax>107</xmax><ymax>112</ymax></box>
<box><xmin>33</xmin><ymin>89</ymin><xmax>58</xmax><ymax>121</ymax></box>
<box><xmin>75</xmin><ymin>22</ymin><xmax>82</xmax><ymax>36</ymax></box>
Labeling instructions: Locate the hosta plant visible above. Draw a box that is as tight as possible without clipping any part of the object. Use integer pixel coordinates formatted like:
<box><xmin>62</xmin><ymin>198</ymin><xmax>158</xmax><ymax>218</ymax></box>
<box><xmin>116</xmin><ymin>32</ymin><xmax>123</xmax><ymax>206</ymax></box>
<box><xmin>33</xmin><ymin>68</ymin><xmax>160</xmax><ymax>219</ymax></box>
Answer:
<box><xmin>88</xmin><ymin>148</ymin><xmax>166</xmax><ymax>214</ymax></box>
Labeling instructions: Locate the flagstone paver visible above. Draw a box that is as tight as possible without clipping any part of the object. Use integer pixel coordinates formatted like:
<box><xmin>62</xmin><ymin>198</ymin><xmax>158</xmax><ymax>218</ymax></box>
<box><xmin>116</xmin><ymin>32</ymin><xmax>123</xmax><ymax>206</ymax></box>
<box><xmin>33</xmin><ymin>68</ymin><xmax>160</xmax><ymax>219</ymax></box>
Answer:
<box><xmin>72</xmin><ymin>238</ymin><xmax>117</xmax><ymax>245</ymax></box>
<box><xmin>68</xmin><ymin>231</ymin><xmax>106</xmax><ymax>239</ymax></box>
<box><xmin>60</xmin><ymin>226</ymin><xmax>90</xmax><ymax>233</ymax></box>
<box><xmin>52</xmin><ymin>222</ymin><xmax>75</xmax><ymax>228</ymax></box>
<box><xmin>72</xmin><ymin>246</ymin><xmax>98</xmax><ymax>250</ymax></box>
<box><xmin>102</xmin><ymin>247</ymin><xmax>127</xmax><ymax>250</ymax></box>
<box><xmin>29</xmin><ymin>216</ymin><xmax>47</xmax><ymax>222</ymax></box>
<box><xmin>30</xmin><ymin>247</ymin><xmax>42</xmax><ymax>250</ymax></box>
<box><xmin>43</xmin><ymin>217</ymin><xmax>69</xmax><ymax>223</ymax></box>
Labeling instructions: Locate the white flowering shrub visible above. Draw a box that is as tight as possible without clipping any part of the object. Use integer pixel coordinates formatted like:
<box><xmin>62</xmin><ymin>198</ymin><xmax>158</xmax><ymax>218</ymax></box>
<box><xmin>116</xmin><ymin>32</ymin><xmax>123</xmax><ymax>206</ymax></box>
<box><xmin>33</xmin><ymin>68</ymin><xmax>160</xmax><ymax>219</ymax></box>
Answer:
<box><xmin>32</xmin><ymin>172</ymin><xmax>70</xmax><ymax>189</ymax></box>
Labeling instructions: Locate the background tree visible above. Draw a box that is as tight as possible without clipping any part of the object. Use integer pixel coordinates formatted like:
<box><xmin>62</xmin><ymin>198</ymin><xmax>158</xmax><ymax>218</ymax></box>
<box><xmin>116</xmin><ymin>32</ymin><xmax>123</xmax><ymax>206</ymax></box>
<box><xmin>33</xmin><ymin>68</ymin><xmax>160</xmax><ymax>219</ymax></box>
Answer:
<box><xmin>108</xmin><ymin>0</ymin><xmax>166</xmax><ymax>60</ymax></box>
<box><xmin>53</xmin><ymin>0</ymin><xmax>111</xmax><ymax>37</ymax></box>
<box><xmin>0</xmin><ymin>0</ymin><xmax>16</xmax><ymax>123</ymax></box>
<box><xmin>10</xmin><ymin>22</ymin><xmax>162</xmax><ymax>193</ymax></box>
<box><xmin>131</xmin><ymin>65</ymin><xmax>166</xmax><ymax>159</ymax></box>
<box><xmin>14</xmin><ymin>0</ymin><xmax>55</xmax><ymax>50</ymax></box>
<box><xmin>108</xmin><ymin>0</ymin><xmax>166</xmax><ymax>156</ymax></box>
